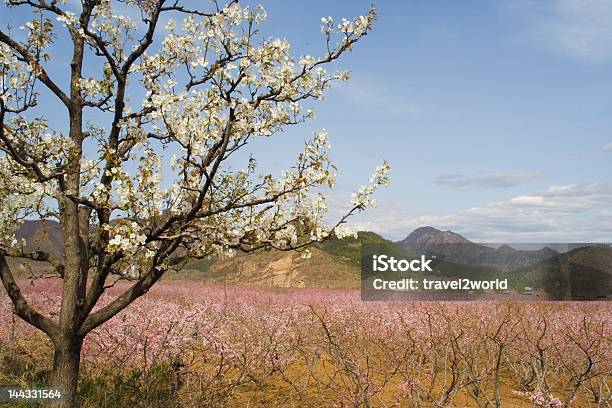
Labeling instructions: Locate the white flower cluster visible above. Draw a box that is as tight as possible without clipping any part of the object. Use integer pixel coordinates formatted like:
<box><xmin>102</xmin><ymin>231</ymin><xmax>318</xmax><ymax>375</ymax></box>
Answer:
<box><xmin>337</xmin><ymin>15</ymin><xmax>371</xmax><ymax>37</ymax></box>
<box><xmin>88</xmin><ymin>0</ymin><xmax>139</xmax><ymax>49</ymax></box>
<box><xmin>0</xmin><ymin>44</ymin><xmax>32</xmax><ymax>106</ymax></box>
<box><xmin>350</xmin><ymin>161</ymin><xmax>391</xmax><ymax>208</ymax></box>
<box><xmin>320</xmin><ymin>16</ymin><xmax>334</xmax><ymax>35</ymax></box>
<box><xmin>106</xmin><ymin>222</ymin><xmax>147</xmax><ymax>255</ymax></box>
<box><xmin>1</xmin><ymin>117</ymin><xmax>73</xmax><ymax>186</ymax></box>
<box><xmin>78</xmin><ymin>77</ymin><xmax>109</xmax><ymax>98</ymax></box>
<box><xmin>369</xmin><ymin>161</ymin><xmax>391</xmax><ymax>186</ymax></box>
<box><xmin>334</xmin><ymin>225</ymin><xmax>358</xmax><ymax>240</ymax></box>
<box><xmin>320</xmin><ymin>6</ymin><xmax>376</xmax><ymax>47</ymax></box>
<box><xmin>20</xmin><ymin>17</ymin><xmax>54</xmax><ymax>50</ymax></box>
<box><xmin>313</xmin><ymin>129</ymin><xmax>331</xmax><ymax>150</ymax></box>
<box><xmin>0</xmin><ymin>158</ymin><xmax>49</xmax><ymax>248</ymax></box>
<box><xmin>56</xmin><ymin>11</ymin><xmax>80</xmax><ymax>31</ymax></box>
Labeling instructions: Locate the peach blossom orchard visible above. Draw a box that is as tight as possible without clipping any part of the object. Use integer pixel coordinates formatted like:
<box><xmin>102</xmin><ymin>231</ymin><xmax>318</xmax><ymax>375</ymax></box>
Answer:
<box><xmin>1</xmin><ymin>280</ymin><xmax>610</xmax><ymax>407</ymax></box>
<box><xmin>0</xmin><ymin>0</ymin><xmax>610</xmax><ymax>406</ymax></box>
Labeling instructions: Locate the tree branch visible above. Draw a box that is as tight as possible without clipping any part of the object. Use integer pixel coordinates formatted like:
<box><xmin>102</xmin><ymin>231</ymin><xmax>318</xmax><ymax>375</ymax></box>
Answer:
<box><xmin>0</xmin><ymin>30</ymin><xmax>72</xmax><ymax>108</ymax></box>
<box><xmin>1</xmin><ymin>247</ymin><xmax>65</xmax><ymax>277</ymax></box>
<box><xmin>0</xmin><ymin>252</ymin><xmax>58</xmax><ymax>337</ymax></box>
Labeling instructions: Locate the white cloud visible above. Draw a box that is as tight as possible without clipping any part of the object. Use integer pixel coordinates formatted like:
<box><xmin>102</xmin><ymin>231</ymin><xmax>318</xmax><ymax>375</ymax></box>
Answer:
<box><xmin>343</xmin><ymin>182</ymin><xmax>612</xmax><ymax>242</ymax></box>
<box><xmin>507</xmin><ymin>0</ymin><xmax>612</xmax><ymax>62</ymax></box>
<box><xmin>434</xmin><ymin>172</ymin><xmax>542</xmax><ymax>189</ymax></box>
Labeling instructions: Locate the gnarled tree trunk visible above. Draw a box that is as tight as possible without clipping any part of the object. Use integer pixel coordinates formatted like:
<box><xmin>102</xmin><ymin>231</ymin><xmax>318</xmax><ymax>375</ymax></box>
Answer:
<box><xmin>48</xmin><ymin>335</ymin><xmax>84</xmax><ymax>408</ymax></box>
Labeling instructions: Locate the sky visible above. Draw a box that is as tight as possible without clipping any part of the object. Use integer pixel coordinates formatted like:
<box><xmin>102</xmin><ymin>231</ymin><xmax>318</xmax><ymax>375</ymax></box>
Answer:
<box><xmin>245</xmin><ymin>0</ymin><xmax>612</xmax><ymax>243</ymax></box>
<box><xmin>3</xmin><ymin>0</ymin><xmax>612</xmax><ymax>243</ymax></box>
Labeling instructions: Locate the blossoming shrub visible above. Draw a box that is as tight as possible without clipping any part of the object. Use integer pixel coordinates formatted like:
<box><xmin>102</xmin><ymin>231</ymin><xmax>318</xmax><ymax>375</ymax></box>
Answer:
<box><xmin>1</xmin><ymin>280</ymin><xmax>610</xmax><ymax>407</ymax></box>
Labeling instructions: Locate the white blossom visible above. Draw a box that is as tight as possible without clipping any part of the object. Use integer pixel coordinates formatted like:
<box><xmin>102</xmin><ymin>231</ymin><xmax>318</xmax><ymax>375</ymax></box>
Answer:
<box><xmin>0</xmin><ymin>1</ymin><xmax>383</xmax><ymax>267</ymax></box>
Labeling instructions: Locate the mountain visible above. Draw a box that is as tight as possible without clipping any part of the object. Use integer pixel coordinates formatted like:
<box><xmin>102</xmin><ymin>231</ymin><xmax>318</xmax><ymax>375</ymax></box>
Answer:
<box><xmin>179</xmin><ymin>247</ymin><xmax>359</xmax><ymax>288</ymax></box>
<box><xmin>316</xmin><ymin>231</ymin><xmax>412</xmax><ymax>269</ymax></box>
<box><xmin>513</xmin><ymin>245</ymin><xmax>612</xmax><ymax>299</ymax></box>
<box><xmin>397</xmin><ymin>226</ymin><xmax>558</xmax><ymax>271</ymax></box>
<box><xmin>9</xmin><ymin>220</ymin><xmax>415</xmax><ymax>287</ymax></box>
<box><xmin>4</xmin><ymin>220</ymin><xmax>64</xmax><ymax>276</ymax></box>
<box><xmin>10</xmin><ymin>221</ymin><xmax>402</xmax><ymax>287</ymax></box>
<box><xmin>179</xmin><ymin>231</ymin><xmax>409</xmax><ymax>287</ymax></box>
<box><xmin>15</xmin><ymin>219</ymin><xmax>64</xmax><ymax>255</ymax></box>
<box><xmin>11</xmin><ymin>221</ymin><xmax>607</xmax><ymax>295</ymax></box>
<box><xmin>398</xmin><ymin>226</ymin><xmax>470</xmax><ymax>248</ymax></box>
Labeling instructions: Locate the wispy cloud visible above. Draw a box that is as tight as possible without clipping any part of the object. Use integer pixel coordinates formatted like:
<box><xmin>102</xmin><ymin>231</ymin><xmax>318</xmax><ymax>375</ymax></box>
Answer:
<box><xmin>434</xmin><ymin>172</ymin><xmax>543</xmax><ymax>189</ymax></box>
<box><xmin>506</xmin><ymin>0</ymin><xmax>612</xmax><ymax>62</ymax></box>
<box><xmin>345</xmin><ymin>182</ymin><xmax>612</xmax><ymax>242</ymax></box>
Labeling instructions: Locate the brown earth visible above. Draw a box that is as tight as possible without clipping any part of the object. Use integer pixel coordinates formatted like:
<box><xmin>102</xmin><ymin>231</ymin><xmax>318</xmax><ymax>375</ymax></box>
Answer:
<box><xmin>179</xmin><ymin>248</ymin><xmax>360</xmax><ymax>289</ymax></box>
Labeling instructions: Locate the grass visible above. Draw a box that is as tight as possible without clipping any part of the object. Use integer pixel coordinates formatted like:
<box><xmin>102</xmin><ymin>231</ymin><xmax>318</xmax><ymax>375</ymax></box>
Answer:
<box><xmin>316</xmin><ymin>231</ymin><xmax>412</xmax><ymax>269</ymax></box>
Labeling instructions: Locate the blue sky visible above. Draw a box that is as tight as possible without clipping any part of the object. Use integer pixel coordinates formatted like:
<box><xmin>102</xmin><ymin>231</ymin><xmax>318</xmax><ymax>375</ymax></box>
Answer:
<box><xmin>247</xmin><ymin>0</ymin><xmax>612</xmax><ymax>242</ymax></box>
<box><xmin>3</xmin><ymin>0</ymin><xmax>612</xmax><ymax>242</ymax></box>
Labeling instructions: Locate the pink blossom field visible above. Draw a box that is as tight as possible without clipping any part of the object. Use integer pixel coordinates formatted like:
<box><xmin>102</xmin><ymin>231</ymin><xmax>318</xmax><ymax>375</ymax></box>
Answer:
<box><xmin>1</xmin><ymin>280</ymin><xmax>610</xmax><ymax>407</ymax></box>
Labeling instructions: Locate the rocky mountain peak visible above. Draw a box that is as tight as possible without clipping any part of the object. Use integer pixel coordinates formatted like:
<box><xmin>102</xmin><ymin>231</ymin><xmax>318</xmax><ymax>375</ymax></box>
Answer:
<box><xmin>399</xmin><ymin>226</ymin><xmax>470</xmax><ymax>247</ymax></box>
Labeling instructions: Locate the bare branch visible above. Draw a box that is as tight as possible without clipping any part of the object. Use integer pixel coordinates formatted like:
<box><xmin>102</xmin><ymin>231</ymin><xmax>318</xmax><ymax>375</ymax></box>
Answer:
<box><xmin>0</xmin><ymin>252</ymin><xmax>58</xmax><ymax>336</ymax></box>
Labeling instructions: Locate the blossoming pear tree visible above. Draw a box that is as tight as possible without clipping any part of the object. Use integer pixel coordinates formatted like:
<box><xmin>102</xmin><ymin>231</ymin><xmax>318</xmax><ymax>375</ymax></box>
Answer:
<box><xmin>0</xmin><ymin>0</ymin><xmax>388</xmax><ymax>405</ymax></box>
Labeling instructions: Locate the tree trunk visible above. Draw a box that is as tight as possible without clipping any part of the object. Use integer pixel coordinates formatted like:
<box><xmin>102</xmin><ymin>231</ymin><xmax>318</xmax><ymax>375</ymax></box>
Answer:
<box><xmin>48</xmin><ymin>335</ymin><xmax>83</xmax><ymax>408</ymax></box>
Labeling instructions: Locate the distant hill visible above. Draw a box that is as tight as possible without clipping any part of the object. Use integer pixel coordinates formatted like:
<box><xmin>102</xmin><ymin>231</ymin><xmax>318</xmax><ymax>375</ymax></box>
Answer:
<box><xmin>397</xmin><ymin>226</ymin><xmax>558</xmax><ymax>271</ymax></box>
<box><xmin>4</xmin><ymin>220</ymin><xmax>64</xmax><ymax>276</ymax></box>
<box><xmin>179</xmin><ymin>247</ymin><xmax>359</xmax><ymax>288</ymax></box>
<box><xmin>398</xmin><ymin>226</ymin><xmax>470</xmax><ymax>247</ymax></box>
<box><xmin>10</xmin><ymin>221</ymin><xmax>391</xmax><ymax>287</ymax></box>
<box><xmin>179</xmin><ymin>231</ymin><xmax>410</xmax><ymax>288</ymax></box>
<box><xmin>513</xmin><ymin>245</ymin><xmax>612</xmax><ymax>299</ymax></box>
<box><xmin>316</xmin><ymin>231</ymin><xmax>412</xmax><ymax>269</ymax></box>
<box><xmin>10</xmin><ymin>221</ymin><xmax>610</xmax><ymax>295</ymax></box>
<box><xmin>15</xmin><ymin>220</ymin><xmax>64</xmax><ymax>255</ymax></box>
